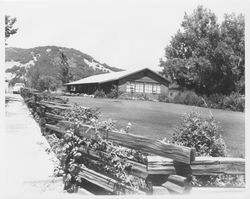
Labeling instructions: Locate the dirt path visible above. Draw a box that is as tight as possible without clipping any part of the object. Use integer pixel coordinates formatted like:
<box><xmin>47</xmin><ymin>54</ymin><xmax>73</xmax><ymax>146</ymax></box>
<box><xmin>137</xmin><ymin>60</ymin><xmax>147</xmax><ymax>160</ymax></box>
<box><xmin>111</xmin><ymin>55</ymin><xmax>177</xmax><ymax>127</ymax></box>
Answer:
<box><xmin>1</xmin><ymin>94</ymin><xmax>91</xmax><ymax>197</ymax></box>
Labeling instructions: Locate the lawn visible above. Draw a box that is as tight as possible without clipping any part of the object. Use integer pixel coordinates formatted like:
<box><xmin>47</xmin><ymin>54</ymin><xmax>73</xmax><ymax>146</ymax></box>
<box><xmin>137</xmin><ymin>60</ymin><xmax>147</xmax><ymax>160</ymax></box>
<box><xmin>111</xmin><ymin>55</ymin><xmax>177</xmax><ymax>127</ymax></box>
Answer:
<box><xmin>67</xmin><ymin>97</ymin><xmax>245</xmax><ymax>158</ymax></box>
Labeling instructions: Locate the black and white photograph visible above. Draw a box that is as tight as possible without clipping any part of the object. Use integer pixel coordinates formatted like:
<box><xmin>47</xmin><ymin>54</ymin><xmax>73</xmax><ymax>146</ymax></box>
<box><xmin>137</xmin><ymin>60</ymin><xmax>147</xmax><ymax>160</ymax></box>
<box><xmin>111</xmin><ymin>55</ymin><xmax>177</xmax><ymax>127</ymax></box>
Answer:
<box><xmin>1</xmin><ymin>0</ymin><xmax>248</xmax><ymax>198</ymax></box>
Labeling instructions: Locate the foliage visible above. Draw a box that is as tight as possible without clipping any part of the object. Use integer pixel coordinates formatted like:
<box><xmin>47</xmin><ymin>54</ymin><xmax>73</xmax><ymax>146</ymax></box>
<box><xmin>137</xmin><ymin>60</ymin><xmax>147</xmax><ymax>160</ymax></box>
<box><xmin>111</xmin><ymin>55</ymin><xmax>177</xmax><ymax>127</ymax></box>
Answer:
<box><xmin>173</xmin><ymin>91</ymin><xmax>204</xmax><ymax>107</ymax></box>
<box><xmin>57</xmin><ymin>51</ymin><xmax>73</xmax><ymax>85</ymax></box>
<box><xmin>203</xmin><ymin>92</ymin><xmax>245</xmax><ymax>112</ymax></box>
<box><xmin>170</xmin><ymin>110</ymin><xmax>245</xmax><ymax>187</ymax></box>
<box><xmin>94</xmin><ymin>89</ymin><xmax>106</xmax><ymax>98</ymax></box>
<box><xmin>220</xmin><ymin>92</ymin><xmax>245</xmax><ymax>112</ymax></box>
<box><xmin>158</xmin><ymin>89</ymin><xmax>244</xmax><ymax>112</ymax></box>
<box><xmin>60</xmin><ymin>105</ymin><xmax>100</xmax><ymax>125</ymax></box>
<box><xmin>6</xmin><ymin>66</ymin><xmax>27</xmax><ymax>86</ymax></box>
<box><xmin>158</xmin><ymin>93</ymin><xmax>172</xmax><ymax>103</ymax></box>
<box><xmin>106</xmin><ymin>85</ymin><xmax>123</xmax><ymax>98</ymax></box>
<box><xmin>119</xmin><ymin>92</ymin><xmax>151</xmax><ymax>101</ymax></box>
<box><xmin>26</xmin><ymin>65</ymin><xmax>41</xmax><ymax>89</ymax></box>
<box><xmin>37</xmin><ymin>75</ymin><xmax>61</xmax><ymax>91</ymax></box>
<box><xmin>170</xmin><ymin>110</ymin><xmax>227</xmax><ymax>157</ymax></box>
<box><xmin>160</xmin><ymin>6</ymin><xmax>245</xmax><ymax>95</ymax></box>
<box><xmin>5</xmin><ymin>15</ymin><xmax>18</xmax><ymax>45</ymax></box>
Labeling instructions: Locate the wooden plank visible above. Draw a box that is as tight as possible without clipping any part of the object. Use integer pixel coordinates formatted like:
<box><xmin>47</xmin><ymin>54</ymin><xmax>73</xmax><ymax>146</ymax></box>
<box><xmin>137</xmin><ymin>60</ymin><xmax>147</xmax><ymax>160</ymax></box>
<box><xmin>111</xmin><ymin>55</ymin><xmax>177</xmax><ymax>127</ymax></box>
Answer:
<box><xmin>45</xmin><ymin>113</ymin><xmax>65</xmax><ymax>121</ymax></box>
<box><xmin>40</xmin><ymin>100</ymin><xmax>73</xmax><ymax>107</ymax></box>
<box><xmin>147</xmin><ymin>156</ymin><xmax>245</xmax><ymax>175</ymax></box>
<box><xmin>108</xmin><ymin>131</ymin><xmax>196</xmax><ymax>164</ymax></box>
<box><xmin>57</xmin><ymin>121</ymin><xmax>196</xmax><ymax>164</ymax></box>
<box><xmin>162</xmin><ymin>181</ymin><xmax>190</xmax><ymax>194</ymax></box>
<box><xmin>78</xmin><ymin>167</ymin><xmax>145</xmax><ymax>194</ymax></box>
<box><xmin>45</xmin><ymin>124</ymin><xmax>67</xmax><ymax>135</ymax></box>
<box><xmin>162</xmin><ymin>175</ymin><xmax>192</xmax><ymax>194</ymax></box>
<box><xmin>37</xmin><ymin>102</ymin><xmax>71</xmax><ymax>110</ymax></box>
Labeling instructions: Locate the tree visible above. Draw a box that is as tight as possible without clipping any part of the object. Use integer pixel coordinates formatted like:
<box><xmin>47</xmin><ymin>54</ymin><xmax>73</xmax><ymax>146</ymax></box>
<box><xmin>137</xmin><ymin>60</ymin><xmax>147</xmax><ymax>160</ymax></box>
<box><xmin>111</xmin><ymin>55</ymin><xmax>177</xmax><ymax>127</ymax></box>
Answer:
<box><xmin>5</xmin><ymin>15</ymin><xmax>18</xmax><ymax>45</ymax></box>
<box><xmin>160</xmin><ymin>6</ymin><xmax>245</xmax><ymax>95</ymax></box>
<box><xmin>57</xmin><ymin>51</ymin><xmax>73</xmax><ymax>85</ymax></box>
<box><xmin>220</xmin><ymin>14</ymin><xmax>245</xmax><ymax>93</ymax></box>
<box><xmin>37</xmin><ymin>75</ymin><xmax>60</xmax><ymax>91</ymax></box>
<box><xmin>26</xmin><ymin>66</ymin><xmax>41</xmax><ymax>89</ymax></box>
<box><xmin>5</xmin><ymin>66</ymin><xmax>27</xmax><ymax>86</ymax></box>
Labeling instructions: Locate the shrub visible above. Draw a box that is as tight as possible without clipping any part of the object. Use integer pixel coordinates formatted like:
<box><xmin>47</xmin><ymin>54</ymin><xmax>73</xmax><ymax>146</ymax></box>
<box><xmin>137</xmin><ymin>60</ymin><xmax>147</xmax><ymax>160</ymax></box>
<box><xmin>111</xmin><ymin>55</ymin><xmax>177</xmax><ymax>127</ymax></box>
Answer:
<box><xmin>94</xmin><ymin>89</ymin><xmax>106</xmax><ymax>98</ymax></box>
<box><xmin>204</xmin><ymin>92</ymin><xmax>245</xmax><ymax>112</ymax></box>
<box><xmin>170</xmin><ymin>110</ymin><xmax>245</xmax><ymax>187</ymax></box>
<box><xmin>158</xmin><ymin>93</ymin><xmax>171</xmax><ymax>103</ymax></box>
<box><xmin>173</xmin><ymin>91</ymin><xmax>204</xmax><ymax>107</ymax></box>
<box><xmin>136</xmin><ymin>93</ymin><xmax>150</xmax><ymax>101</ymax></box>
<box><xmin>221</xmin><ymin>92</ymin><xmax>245</xmax><ymax>112</ymax></box>
<box><xmin>170</xmin><ymin>110</ymin><xmax>227</xmax><ymax>157</ymax></box>
<box><xmin>106</xmin><ymin>85</ymin><xmax>123</xmax><ymax>98</ymax></box>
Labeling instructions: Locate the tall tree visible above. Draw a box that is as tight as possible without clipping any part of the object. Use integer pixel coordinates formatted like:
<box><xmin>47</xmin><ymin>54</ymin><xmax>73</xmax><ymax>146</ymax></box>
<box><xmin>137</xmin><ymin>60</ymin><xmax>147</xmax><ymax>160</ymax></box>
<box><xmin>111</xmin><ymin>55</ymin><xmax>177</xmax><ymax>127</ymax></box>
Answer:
<box><xmin>26</xmin><ymin>65</ymin><xmax>41</xmax><ymax>89</ymax></box>
<box><xmin>160</xmin><ymin>6</ymin><xmax>244</xmax><ymax>95</ymax></box>
<box><xmin>5</xmin><ymin>15</ymin><xmax>18</xmax><ymax>45</ymax></box>
<box><xmin>57</xmin><ymin>51</ymin><xmax>73</xmax><ymax>85</ymax></box>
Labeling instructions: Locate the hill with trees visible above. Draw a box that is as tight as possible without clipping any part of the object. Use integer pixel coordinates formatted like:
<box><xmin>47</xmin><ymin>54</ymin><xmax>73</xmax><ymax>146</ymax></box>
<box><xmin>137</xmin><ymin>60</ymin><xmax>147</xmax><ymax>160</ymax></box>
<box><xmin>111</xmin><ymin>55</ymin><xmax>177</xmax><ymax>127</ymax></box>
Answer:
<box><xmin>5</xmin><ymin>46</ymin><xmax>123</xmax><ymax>90</ymax></box>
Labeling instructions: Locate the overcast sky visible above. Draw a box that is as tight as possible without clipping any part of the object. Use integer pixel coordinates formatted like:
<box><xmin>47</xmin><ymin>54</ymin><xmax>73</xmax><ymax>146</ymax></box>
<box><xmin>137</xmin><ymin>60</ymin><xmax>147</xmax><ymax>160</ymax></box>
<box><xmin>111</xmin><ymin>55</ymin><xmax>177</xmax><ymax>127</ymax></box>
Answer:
<box><xmin>3</xmin><ymin>0</ymin><xmax>246</xmax><ymax>71</ymax></box>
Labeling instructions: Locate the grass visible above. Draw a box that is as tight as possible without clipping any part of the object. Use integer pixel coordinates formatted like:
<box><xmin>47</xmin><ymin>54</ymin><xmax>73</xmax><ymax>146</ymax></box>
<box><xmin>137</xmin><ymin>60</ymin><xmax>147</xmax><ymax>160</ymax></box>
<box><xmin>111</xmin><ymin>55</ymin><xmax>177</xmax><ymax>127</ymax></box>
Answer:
<box><xmin>67</xmin><ymin>97</ymin><xmax>245</xmax><ymax>158</ymax></box>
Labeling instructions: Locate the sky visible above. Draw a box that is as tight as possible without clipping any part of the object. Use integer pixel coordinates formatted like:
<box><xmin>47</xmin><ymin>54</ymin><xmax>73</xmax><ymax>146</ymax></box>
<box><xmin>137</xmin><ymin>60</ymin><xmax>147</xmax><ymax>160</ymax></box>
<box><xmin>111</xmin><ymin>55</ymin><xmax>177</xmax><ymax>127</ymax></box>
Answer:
<box><xmin>2</xmin><ymin>0</ymin><xmax>247</xmax><ymax>71</ymax></box>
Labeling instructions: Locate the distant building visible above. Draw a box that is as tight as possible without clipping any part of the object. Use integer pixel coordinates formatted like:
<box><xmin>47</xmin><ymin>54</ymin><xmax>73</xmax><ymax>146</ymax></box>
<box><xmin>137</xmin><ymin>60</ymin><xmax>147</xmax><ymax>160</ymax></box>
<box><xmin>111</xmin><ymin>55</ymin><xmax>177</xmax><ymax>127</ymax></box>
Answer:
<box><xmin>65</xmin><ymin>68</ymin><xmax>170</xmax><ymax>99</ymax></box>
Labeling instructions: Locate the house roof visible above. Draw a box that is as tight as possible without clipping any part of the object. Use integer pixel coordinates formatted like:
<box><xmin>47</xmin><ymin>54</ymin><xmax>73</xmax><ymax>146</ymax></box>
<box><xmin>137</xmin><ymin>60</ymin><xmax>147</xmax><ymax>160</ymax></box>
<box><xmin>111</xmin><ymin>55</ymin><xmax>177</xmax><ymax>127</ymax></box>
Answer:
<box><xmin>65</xmin><ymin>67</ymin><xmax>169</xmax><ymax>85</ymax></box>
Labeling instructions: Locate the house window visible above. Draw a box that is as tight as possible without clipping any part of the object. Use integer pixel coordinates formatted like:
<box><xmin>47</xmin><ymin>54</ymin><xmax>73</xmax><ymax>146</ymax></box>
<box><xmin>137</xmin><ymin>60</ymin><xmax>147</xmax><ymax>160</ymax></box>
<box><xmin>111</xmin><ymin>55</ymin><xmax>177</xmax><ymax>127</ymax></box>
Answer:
<box><xmin>135</xmin><ymin>82</ymin><xmax>144</xmax><ymax>92</ymax></box>
<box><xmin>126</xmin><ymin>82</ymin><xmax>135</xmax><ymax>92</ymax></box>
<box><xmin>153</xmin><ymin>84</ymin><xmax>161</xmax><ymax>94</ymax></box>
<box><xmin>127</xmin><ymin>81</ymin><xmax>161</xmax><ymax>94</ymax></box>
<box><xmin>144</xmin><ymin>83</ymin><xmax>153</xmax><ymax>93</ymax></box>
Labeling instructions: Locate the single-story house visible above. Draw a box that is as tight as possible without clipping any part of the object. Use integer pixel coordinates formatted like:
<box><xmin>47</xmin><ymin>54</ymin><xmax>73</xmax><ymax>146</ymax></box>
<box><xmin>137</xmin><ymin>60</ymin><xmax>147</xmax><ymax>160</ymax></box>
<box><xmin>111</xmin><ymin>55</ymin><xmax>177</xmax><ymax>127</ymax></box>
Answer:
<box><xmin>64</xmin><ymin>68</ymin><xmax>170</xmax><ymax>99</ymax></box>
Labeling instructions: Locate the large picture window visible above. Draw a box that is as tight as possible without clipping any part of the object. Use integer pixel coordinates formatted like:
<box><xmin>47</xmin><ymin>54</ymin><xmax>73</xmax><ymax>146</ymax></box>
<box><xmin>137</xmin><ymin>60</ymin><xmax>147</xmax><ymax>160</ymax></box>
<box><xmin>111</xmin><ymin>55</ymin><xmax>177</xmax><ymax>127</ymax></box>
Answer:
<box><xmin>126</xmin><ymin>81</ymin><xmax>161</xmax><ymax>94</ymax></box>
<box><xmin>153</xmin><ymin>84</ymin><xmax>161</xmax><ymax>94</ymax></box>
<box><xmin>144</xmin><ymin>83</ymin><xmax>152</xmax><ymax>93</ymax></box>
<box><xmin>135</xmin><ymin>82</ymin><xmax>144</xmax><ymax>92</ymax></box>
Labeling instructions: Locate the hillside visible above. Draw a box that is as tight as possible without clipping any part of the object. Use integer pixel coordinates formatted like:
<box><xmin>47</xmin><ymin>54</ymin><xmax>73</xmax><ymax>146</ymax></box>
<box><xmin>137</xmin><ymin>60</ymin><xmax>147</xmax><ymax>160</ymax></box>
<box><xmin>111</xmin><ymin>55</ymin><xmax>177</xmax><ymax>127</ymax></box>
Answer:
<box><xmin>5</xmin><ymin>46</ymin><xmax>123</xmax><ymax>86</ymax></box>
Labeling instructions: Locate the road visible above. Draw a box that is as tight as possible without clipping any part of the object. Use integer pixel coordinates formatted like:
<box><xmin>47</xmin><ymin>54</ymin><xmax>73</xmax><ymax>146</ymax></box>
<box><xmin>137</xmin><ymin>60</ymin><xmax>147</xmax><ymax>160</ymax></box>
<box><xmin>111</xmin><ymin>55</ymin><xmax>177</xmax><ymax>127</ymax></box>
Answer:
<box><xmin>1</xmin><ymin>94</ymin><xmax>91</xmax><ymax>198</ymax></box>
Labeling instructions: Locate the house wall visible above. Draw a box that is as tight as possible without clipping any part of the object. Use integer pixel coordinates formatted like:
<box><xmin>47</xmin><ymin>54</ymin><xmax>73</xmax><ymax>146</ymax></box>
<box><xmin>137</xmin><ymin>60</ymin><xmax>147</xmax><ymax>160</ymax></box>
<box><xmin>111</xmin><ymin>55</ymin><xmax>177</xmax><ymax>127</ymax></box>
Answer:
<box><xmin>67</xmin><ymin>83</ymin><xmax>99</xmax><ymax>94</ymax></box>
<box><xmin>99</xmin><ymin>81</ymin><xmax>118</xmax><ymax>93</ymax></box>
<box><xmin>118</xmin><ymin>69</ymin><xmax>169</xmax><ymax>100</ymax></box>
